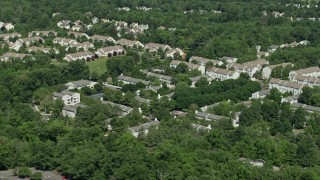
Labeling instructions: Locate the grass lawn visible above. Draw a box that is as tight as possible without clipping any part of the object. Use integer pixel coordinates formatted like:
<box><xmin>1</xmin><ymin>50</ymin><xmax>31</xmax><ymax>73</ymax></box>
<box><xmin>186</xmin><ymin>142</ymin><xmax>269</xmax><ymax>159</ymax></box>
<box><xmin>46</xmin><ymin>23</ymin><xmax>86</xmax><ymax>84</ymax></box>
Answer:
<box><xmin>86</xmin><ymin>57</ymin><xmax>108</xmax><ymax>75</ymax></box>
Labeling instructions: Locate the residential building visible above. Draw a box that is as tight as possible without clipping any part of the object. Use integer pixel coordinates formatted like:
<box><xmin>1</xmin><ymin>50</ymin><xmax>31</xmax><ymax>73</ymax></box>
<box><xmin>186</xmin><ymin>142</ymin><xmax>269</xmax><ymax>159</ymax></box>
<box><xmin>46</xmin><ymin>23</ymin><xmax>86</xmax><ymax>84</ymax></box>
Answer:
<box><xmin>249</xmin><ymin>160</ymin><xmax>265</xmax><ymax>167</ymax></box>
<box><xmin>289</xmin><ymin>67</ymin><xmax>320</xmax><ymax>79</ymax></box>
<box><xmin>0</xmin><ymin>32</ymin><xmax>21</xmax><ymax>41</ymax></box>
<box><xmin>17</xmin><ymin>36</ymin><xmax>45</xmax><ymax>45</ymax></box>
<box><xmin>192</xmin><ymin>124</ymin><xmax>212</xmax><ymax>132</ymax></box>
<box><xmin>195</xmin><ymin>110</ymin><xmax>228</xmax><ymax>121</ymax></box>
<box><xmin>165</xmin><ymin>48</ymin><xmax>186</xmax><ymax>59</ymax></box>
<box><xmin>281</xmin><ymin>94</ymin><xmax>299</xmax><ymax>103</ymax></box>
<box><xmin>52</xmin><ymin>90</ymin><xmax>80</xmax><ymax>105</ymax></box>
<box><xmin>189</xmin><ymin>56</ymin><xmax>223</xmax><ymax>66</ymax></box>
<box><xmin>63</xmin><ymin>51</ymin><xmax>95</xmax><ymax>62</ymax></box>
<box><xmin>14</xmin><ymin>36</ymin><xmax>44</xmax><ymax>50</ymax></box>
<box><xmin>289</xmin><ymin>67</ymin><xmax>320</xmax><ymax>86</ymax></box>
<box><xmin>256</xmin><ymin>51</ymin><xmax>269</xmax><ymax>59</ymax></box>
<box><xmin>57</xmin><ymin>20</ymin><xmax>71</xmax><ymax>29</ymax></box>
<box><xmin>206</xmin><ymin>67</ymin><xmax>240</xmax><ymax>81</ymax></box>
<box><xmin>53</xmin><ymin>37</ymin><xmax>77</xmax><ymax>46</ymax></box>
<box><xmin>71</xmin><ymin>24</ymin><xmax>83</xmax><ymax>32</ymax></box>
<box><xmin>65</xmin><ymin>80</ymin><xmax>98</xmax><ymax>90</ymax></box>
<box><xmin>299</xmin><ymin>40</ymin><xmax>310</xmax><ymax>46</ymax></box>
<box><xmin>135</xmin><ymin>96</ymin><xmax>151</xmax><ymax>104</ymax></box>
<box><xmin>0</xmin><ymin>22</ymin><xmax>14</xmax><ymax>31</ymax></box>
<box><xmin>269</xmin><ymin>78</ymin><xmax>306</xmax><ymax>94</ymax></box>
<box><xmin>290</xmin><ymin>102</ymin><xmax>320</xmax><ymax>113</ymax></box>
<box><xmin>68</xmin><ymin>42</ymin><xmax>94</xmax><ymax>51</ymax></box>
<box><xmin>95</xmin><ymin>46</ymin><xmax>126</xmax><ymax>57</ymax></box>
<box><xmin>101</xmin><ymin>100</ymin><xmax>133</xmax><ymax>116</ymax></box>
<box><xmin>91</xmin><ymin>35</ymin><xmax>116</xmax><ymax>43</ymax></box>
<box><xmin>62</xmin><ymin>104</ymin><xmax>87</xmax><ymax>118</ymax></box>
<box><xmin>145</xmin><ymin>85</ymin><xmax>162</xmax><ymax>92</ymax></box>
<box><xmin>92</xmin><ymin>17</ymin><xmax>99</xmax><ymax>24</ymax></box>
<box><xmin>219</xmin><ymin>56</ymin><xmax>238</xmax><ymax>63</ymax></box>
<box><xmin>251</xmin><ymin>89</ymin><xmax>271</xmax><ymax>99</ymax></box>
<box><xmin>0</xmin><ymin>52</ymin><xmax>29</xmax><ymax>61</ymax></box>
<box><xmin>28</xmin><ymin>30</ymin><xmax>57</xmax><ymax>37</ymax></box>
<box><xmin>140</xmin><ymin>70</ymin><xmax>172</xmax><ymax>85</ymax></box>
<box><xmin>262</xmin><ymin>63</ymin><xmax>293</xmax><ymax>79</ymax></box>
<box><xmin>117</xmin><ymin>74</ymin><xmax>150</xmax><ymax>85</ymax></box>
<box><xmin>68</xmin><ymin>32</ymin><xmax>90</xmax><ymax>39</ymax></box>
<box><xmin>117</xmin><ymin>38</ymin><xmax>144</xmax><ymax>48</ymax></box>
<box><xmin>190</xmin><ymin>75</ymin><xmax>212</xmax><ymax>87</ymax></box>
<box><xmin>227</xmin><ymin>59</ymin><xmax>269</xmax><ymax>78</ymax></box>
<box><xmin>170</xmin><ymin>60</ymin><xmax>206</xmax><ymax>75</ymax></box>
<box><xmin>268</xmin><ymin>45</ymin><xmax>279</xmax><ymax>53</ymax></box>
<box><xmin>27</xmin><ymin>46</ymin><xmax>52</xmax><ymax>54</ymax></box>
<box><xmin>145</xmin><ymin>43</ymin><xmax>171</xmax><ymax>52</ymax></box>
<box><xmin>128</xmin><ymin>121</ymin><xmax>160</xmax><ymax>137</ymax></box>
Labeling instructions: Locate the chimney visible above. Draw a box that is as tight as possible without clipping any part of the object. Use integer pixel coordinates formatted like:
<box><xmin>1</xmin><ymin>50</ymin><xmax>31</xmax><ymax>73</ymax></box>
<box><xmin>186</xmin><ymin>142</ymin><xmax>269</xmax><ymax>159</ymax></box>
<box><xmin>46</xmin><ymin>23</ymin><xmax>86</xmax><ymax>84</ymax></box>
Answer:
<box><xmin>207</xmin><ymin>124</ymin><xmax>212</xmax><ymax>130</ymax></box>
<box><xmin>138</xmin><ymin>107</ymin><xmax>142</xmax><ymax>114</ymax></box>
<box><xmin>157</xmin><ymin>94</ymin><xmax>161</xmax><ymax>100</ymax></box>
<box><xmin>195</xmin><ymin>110</ymin><xmax>198</xmax><ymax>114</ymax></box>
<box><xmin>154</xmin><ymin>117</ymin><xmax>158</xmax><ymax>121</ymax></box>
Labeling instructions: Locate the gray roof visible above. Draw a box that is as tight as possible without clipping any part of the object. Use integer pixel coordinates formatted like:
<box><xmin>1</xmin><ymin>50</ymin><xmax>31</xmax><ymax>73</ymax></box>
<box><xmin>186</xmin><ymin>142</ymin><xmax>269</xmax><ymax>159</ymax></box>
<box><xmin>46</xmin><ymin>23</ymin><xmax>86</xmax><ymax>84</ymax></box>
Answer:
<box><xmin>63</xmin><ymin>104</ymin><xmax>87</xmax><ymax>112</ymax></box>
<box><xmin>101</xmin><ymin>100</ymin><xmax>133</xmax><ymax>113</ymax></box>
<box><xmin>269</xmin><ymin>78</ymin><xmax>306</xmax><ymax>90</ymax></box>
<box><xmin>192</xmin><ymin>123</ymin><xmax>211</xmax><ymax>131</ymax></box>
<box><xmin>67</xmin><ymin>79</ymin><xmax>96</xmax><ymax>88</ymax></box>
<box><xmin>135</xmin><ymin>96</ymin><xmax>151</xmax><ymax>104</ymax></box>
<box><xmin>140</xmin><ymin>70</ymin><xmax>172</xmax><ymax>81</ymax></box>
<box><xmin>256</xmin><ymin>89</ymin><xmax>271</xmax><ymax>96</ymax></box>
<box><xmin>282</xmin><ymin>94</ymin><xmax>299</xmax><ymax>102</ymax></box>
<box><xmin>291</xmin><ymin>102</ymin><xmax>320</xmax><ymax>112</ymax></box>
<box><xmin>196</xmin><ymin>111</ymin><xmax>226</xmax><ymax>121</ymax></box>
<box><xmin>190</xmin><ymin>75</ymin><xmax>211</xmax><ymax>82</ymax></box>
<box><xmin>118</xmin><ymin>75</ymin><xmax>150</xmax><ymax>85</ymax></box>
<box><xmin>52</xmin><ymin>90</ymin><xmax>77</xmax><ymax>97</ymax></box>
<box><xmin>268</xmin><ymin>45</ymin><xmax>279</xmax><ymax>49</ymax></box>
<box><xmin>146</xmin><ymin>85</ymin><xmax>162</xmax><ymax>92</ymax></box>
<box><xmin>90</xmin><ymin>93</ymin><xmax>104</xmax><ymax>99</ymax></box>
<box><xmin>129</xmin><ymin>121</ymin><xmax>160</xmax><ymax>132</ymax></box>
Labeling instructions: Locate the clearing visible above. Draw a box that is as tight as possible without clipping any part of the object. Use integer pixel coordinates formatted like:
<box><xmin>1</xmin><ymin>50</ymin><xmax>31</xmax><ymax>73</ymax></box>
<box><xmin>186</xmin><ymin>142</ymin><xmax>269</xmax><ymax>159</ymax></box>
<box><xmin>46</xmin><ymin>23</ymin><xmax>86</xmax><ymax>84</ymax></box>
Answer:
<box><xmin>86</xmin><ymin>57</ymin><xmax>108</xmax><ymax>75</ymax></box>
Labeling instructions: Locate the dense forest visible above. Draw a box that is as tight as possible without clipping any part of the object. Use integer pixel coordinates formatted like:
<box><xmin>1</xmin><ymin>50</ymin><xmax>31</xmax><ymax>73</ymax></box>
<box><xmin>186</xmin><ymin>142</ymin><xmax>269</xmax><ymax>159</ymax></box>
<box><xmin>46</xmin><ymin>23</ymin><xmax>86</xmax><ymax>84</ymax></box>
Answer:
<box><xmin>1</xmin><ymin>0</ymin><xmax>320</xmax><ymax>179</ymax></box>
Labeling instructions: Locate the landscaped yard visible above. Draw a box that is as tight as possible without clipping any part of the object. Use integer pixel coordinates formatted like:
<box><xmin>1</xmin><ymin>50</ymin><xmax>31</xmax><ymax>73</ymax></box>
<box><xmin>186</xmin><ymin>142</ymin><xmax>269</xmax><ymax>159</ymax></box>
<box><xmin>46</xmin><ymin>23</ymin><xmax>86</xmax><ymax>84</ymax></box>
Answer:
<box><xmin>86</xmin><ymin>57</ymin><xmax>108</xmax><ymax>75</ymax></box>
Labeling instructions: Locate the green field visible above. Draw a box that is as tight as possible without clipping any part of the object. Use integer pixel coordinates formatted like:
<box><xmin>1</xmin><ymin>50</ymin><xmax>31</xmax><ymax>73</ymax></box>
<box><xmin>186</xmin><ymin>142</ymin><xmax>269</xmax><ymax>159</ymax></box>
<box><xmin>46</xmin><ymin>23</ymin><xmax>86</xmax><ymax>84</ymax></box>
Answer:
<box><xmin>86</xmin><ymin>57</ymin><xmax>108</xmax><ymax>75</ymax></box>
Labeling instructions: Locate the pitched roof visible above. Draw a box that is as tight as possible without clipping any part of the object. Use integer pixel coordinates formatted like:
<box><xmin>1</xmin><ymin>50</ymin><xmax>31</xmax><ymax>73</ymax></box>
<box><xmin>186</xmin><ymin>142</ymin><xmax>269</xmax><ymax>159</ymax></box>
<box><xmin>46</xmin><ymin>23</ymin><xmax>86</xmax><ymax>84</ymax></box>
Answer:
<box><xmin>291</xmin><ymin>102</ymin><xmax>320</xmax><ymax>112</ymax></box>
<box><xmin>117</xmin><ymin>38</ymin><xmax>143</xmax><ymax>46</ymax></box>
<box><xmin>63</xmin><ymin>104</ymin><xmax>87</xmax><ymax>112</ymax></box>
<box><xmin>91</xmin><ymin>35</ymin><xmax>115</xmax><ymax>42</ymax></box>
<box><xmin>64</xmin><ymin>51</ymin><xmax>94</xmax><ymax>61</ymax></box>
<box><xmin>117</xmin><ymin>75</ymin><xmax>150</xmax><ymax>85</ymax></box>
<box><xmin>129</xmin><ymin>121</ymin><xmax>160</xmax><ymax>132</ymax></box>
<box><xmin>0</xmin><ymin>52</ymin><xmax>29</xmax><ymax>60</ymax></box>
<box><xmin>269</xmin><ymin>78</ymin><xmax>306</xmax><ymax>89</ymax></box>
<box><xmin>207</xmin><ymin>67</ymin><xmax>237</xmax><ymax>76</ymax></box>
<box><xmin>192</xmin><ymin>124</ymin><xmax>211</xmax><ymax>131</ymax></box>
<box><xmin>190</xmin><ymin>56</ymin><xmax>221</xmax><ymax>65</ymax></box>
<box><xmin>66</xmin><ymin>80</ymin><xmax>96</xmax><ymax>88</ymax></box>
<box><xmin>264</xmin><ymin>63</ymin><xmax>292</xmax><ymax>70</ymax></box>
<box><xmin>140</xmin><ymin>70</ymin><xmax>172</xmax><ymax>81</ymax></box>
<box><xmin>195</xmin><ymin>111</ymin><xmax>227</xmax><ymax>121</ymax></box>
<box><xmin>101</xmin><ymin>100</ymin><xmax>133</xmax><ymax>113</ymax></box>
<box><xmin>96</xmin><ymin>46</ymin><xmax>125</xmax><ymax>54</ymax></box>
<box><xmin>145</xmin><ymin>43</ymin><xmax>171</xmax><ymax>50</ymax></box>
<box><xmin>52</xmin><ymin>90</ymin><xmax>77</xmax><ymax>98</ymax></box>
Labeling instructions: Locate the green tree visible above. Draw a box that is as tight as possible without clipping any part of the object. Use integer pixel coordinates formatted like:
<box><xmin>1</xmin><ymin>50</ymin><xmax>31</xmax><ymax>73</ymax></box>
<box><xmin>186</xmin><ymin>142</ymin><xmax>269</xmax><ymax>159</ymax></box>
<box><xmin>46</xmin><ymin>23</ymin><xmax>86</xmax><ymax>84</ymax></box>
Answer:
<box><xmin>292</xmin><ymin>108</ymin><xmax>306</xmax><ymax>129</ymax></box>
